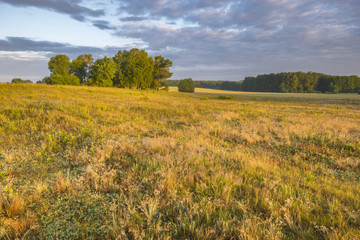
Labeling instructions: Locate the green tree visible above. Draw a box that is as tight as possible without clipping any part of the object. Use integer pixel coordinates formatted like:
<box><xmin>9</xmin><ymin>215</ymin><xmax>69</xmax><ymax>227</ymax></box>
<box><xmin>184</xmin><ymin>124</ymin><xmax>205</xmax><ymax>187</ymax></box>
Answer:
<box><xmin>47</xmin><ymin>54</ymin><xmax>80</xmax><ymax>85</ymax></box>
<box><xmin>153</xmin><ymin>56</ymin><xmax>173</xmax><ymax>90</ymax></box>
<box><xmin>89</xmin><ymin>56</ymin><xmax>116</xmax><ymax>87</ymax></box>
<box><xmin>113</xmin><ymin>50</ymin><xmax>126</xmax><ymax>87</ymax></box>
<box><xmin>114</xmin><ymin>49</ymin><xmax>154</xmax><ymax>89</ymax></box>
<box><xmin>69</xmin><ymin>54</ymin><xmax>93</xmax><ymax>84</ymax></box>
<box><xmin>48</xmin><ymin>54</ymin><xmax>71</xmax><ymax>75</ymax></box>
<box><xmin>280</xmin><ymin>74</ymin><xmax>299</xmax><ymax>92</ymax></box>
<box><xmin>178</xmin><ymin>78</ymin><xmax>195</xmax><ymax>93</ymax></box>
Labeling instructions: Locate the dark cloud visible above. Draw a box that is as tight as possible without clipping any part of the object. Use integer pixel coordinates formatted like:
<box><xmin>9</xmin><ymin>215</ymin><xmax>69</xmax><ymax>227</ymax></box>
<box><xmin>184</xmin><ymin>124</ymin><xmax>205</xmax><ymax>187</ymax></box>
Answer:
<box><xmin>0</xmin><ymin>0</ymin><xmax>104</xmax><ymax>21</ymax></box>
<box><xmin>92</xmin><ymin>20</ymin><xmax>116</xmax><ymax>30</ymax></box>
<box><xmin>0</xmin><ymin>37</ymin><xmax>121</xmax><ymax>58</ymax></box>
<box><xmin>115</xmin><ymin>0</ymin><xmax>360</xmax><ymax>32</ymax></box>
<box><xmin>111</xmin><ymin>0</ymin><xmax>360</xmax><ymax>79</ymax></box>
<box><xmin>120</xmin><ymin>16</ymin><xmax>148</xmax><ymax>22</ymax></box>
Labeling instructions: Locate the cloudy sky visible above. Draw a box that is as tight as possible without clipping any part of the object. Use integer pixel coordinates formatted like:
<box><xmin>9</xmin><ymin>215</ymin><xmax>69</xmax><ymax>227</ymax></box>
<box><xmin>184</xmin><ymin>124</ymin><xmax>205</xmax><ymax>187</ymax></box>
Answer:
<box><xmin>0</xmin><ymin>0</ymin><xmax>359</xmax><ymax>82</ymax></box>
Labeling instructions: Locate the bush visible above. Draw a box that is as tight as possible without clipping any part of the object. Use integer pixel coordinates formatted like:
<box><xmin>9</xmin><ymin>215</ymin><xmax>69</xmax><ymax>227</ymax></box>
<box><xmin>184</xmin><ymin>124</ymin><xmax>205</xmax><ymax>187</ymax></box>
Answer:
<box><xmin>11</xmin><ymin>78</ymin><xmax>32</xmax><ymax>84</ymax></box>
<box><xmin>50</xmin><ymin>74</ymin><xmax>80</xmax><ymax>85</ymax></box>
<box><xmin>178</xmin><ymin>78</ymin><xmax>195</xmax><ymax>93</ymax></box>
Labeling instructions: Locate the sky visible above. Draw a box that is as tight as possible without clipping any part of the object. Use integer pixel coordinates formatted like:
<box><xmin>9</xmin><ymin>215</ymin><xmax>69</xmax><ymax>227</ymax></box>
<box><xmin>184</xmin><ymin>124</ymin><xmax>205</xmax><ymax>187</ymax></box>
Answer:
<box><xmin>0</xmin><ymin>0</ymin><xmax>359</xmax><ymax>82</ymax></box>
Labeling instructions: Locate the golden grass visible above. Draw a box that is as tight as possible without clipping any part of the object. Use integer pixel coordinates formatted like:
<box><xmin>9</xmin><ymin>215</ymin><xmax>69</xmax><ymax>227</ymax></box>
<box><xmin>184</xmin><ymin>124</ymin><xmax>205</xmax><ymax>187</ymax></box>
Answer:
<box><xmin>0</xmin><ymin>84</ymin><xmax>359</xmax><ymax>239</ymax></box>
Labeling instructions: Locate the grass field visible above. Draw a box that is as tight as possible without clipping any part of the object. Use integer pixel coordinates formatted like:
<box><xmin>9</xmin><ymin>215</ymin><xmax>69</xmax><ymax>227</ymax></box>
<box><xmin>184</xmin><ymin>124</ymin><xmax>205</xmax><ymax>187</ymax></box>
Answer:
<box><xmin>170</xmin><ymin>86</ymin><xmax>360</xmax><ymax>102</ymax></box>
<box><xmin>0</xmin><ymin>83</ymin><xmax>360</xmax><ymax>239</ymax></box>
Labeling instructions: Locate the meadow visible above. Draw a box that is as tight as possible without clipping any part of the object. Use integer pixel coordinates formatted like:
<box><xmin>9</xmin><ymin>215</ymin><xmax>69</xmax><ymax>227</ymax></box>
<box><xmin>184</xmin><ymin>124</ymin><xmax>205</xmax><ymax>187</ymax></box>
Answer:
<box><xmin>0</xmin><ymin>83</ymin><xmax>359</xmax><ymax>239</ymax></box>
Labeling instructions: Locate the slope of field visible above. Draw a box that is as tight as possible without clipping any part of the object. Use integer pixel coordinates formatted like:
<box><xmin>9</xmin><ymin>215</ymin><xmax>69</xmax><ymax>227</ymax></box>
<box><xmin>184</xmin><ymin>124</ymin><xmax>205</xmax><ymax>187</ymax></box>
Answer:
<box><xmin>0</xmin><ymin>84</ymin><xmax>359</xmax><ymax>239</ymax></box>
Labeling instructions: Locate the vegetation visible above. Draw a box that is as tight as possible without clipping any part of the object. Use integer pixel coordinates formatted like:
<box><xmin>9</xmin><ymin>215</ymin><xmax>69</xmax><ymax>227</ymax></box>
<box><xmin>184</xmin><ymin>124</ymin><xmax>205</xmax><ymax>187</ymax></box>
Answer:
<box><xmin>42</xmin><ymin>49</ymin><xmax>173</xmax><ymax>90</ymax></box>
<box><xmin>11</xmin><ymin>78</ymin><xmax>32</xmax><ymax>84</ymax></box>
<box><xmin>178</xmin><ymin>78</ymin><xmax>195</xmax><ymax>93</ymax></box>
<box><xmin>167</xmin><ymin>79</ymin><xmax>242</xmax><ymax>91</ymax></box>
<box><xmin>242</xmin><ymin>72</ymin><xmax>360</xmax><ymax>93</ymax></box>
<box><xmin>0</xmin><ymin>84</ymin><xmax>359</xmax><ymax>239</ymax></box>
<box><xmin>167</xmin><ymin>72</ymin><xmax>360</xmax><ymax>93</ymax></box>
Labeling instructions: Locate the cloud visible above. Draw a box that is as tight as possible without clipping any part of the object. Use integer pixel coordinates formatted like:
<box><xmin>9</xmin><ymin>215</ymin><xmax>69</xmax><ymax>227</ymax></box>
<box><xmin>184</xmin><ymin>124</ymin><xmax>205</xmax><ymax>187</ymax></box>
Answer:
<box><xmin>120</xmin><ymin>16</ymin><xmax>148</xmax><ymax>22</ymax></box>
<box><xmin>0</xmin><ymin>0</ymin><xmax>104</xmax><ymax>21</ymax></box>
<box><xmin>1</xmin><ymin>0</ymin><xmax>360</xmax><ymax>81</ymax></box>
<box><xmin>0</xmin><ymin>37</ymin><xmax>121</xmax><ymax>58</ymax></box>
<box><xmin>112</xmin><ymin>0</ymin><xmax>360</xmax><ymax>77</ymax></box>
<box><xmin>92</xmin><ymin>20</ymin><xmax>116</xmax><ymax>30</ymax></box>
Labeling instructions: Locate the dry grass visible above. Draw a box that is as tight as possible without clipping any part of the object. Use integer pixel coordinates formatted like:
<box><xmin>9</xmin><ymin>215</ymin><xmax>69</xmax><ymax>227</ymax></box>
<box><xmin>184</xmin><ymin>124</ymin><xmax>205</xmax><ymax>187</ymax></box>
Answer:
<box><xmin>0</xmin><ymin>84</ymin><xmax>359</xmax><ymax>239</ymax></box>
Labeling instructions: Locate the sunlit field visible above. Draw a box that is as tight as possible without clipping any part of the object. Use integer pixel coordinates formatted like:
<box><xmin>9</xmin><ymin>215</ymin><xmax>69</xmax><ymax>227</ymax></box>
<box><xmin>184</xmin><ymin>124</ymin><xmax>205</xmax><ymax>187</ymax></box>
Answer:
<box><xmin>1</xmin><ymin>84</ymin><xmax>359</xmax><ymax>239</ymax></box>
<box><xmin>170</xmin><ymin>86</ymin><xmax>360</xmax><ymax>102</ymax></box>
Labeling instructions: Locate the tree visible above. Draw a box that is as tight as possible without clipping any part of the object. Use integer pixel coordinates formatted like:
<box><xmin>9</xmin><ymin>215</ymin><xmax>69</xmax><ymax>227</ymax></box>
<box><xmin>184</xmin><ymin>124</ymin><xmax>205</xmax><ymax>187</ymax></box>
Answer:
<box><xmin>178</xmin><ymin>78</ymin><xmax>195</xmax><ymax>93</ymax></box>
<box><xmin>48</xmin><ymin>54</ymin><xmax>71</xmax><ymax>75</ymax></box>
<box><xmin>117</xmin><ymin>48</ymin><xmax>154</xmax><ymax>89</ymax></box>
<box><xmin>153</xmin><ymin>56</ymin><xmax>173</xmax><ymax>90</ymax></box>
<box><xmin>69</xmin><ymin>54</ymin><xmax>93</xmax><ymax>84</ymax></box>
<box><xmin>89</xmin><ymin>56</ymin><xmax>116</xmax><ymax>87</ymax></box>
<box><xmin>280</xmin><ymin>73</ymin><xmax>299</xmax><ymax>92</ymax></box>
<box><xmin>113</xmin><ymin>50</ymin><xmax>126</xmax><ymax>87</ymax></box>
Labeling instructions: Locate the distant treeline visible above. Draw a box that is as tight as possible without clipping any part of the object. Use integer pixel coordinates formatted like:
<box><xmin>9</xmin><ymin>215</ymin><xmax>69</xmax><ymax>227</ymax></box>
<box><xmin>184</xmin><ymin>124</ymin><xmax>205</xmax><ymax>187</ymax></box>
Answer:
<box><xmin>165</xmin><ymin>80</ymin><xmax>242</xmax><ymax>91</ymax></box>
<box><xmin>167</xmin><ymin>72</ymin><xmax>360</xmax><ymax>93</ymax></box>
<box><xmin>242</xmin><ymin>72</ymin><xmax>360</xmax><ymax>93</ymax></box>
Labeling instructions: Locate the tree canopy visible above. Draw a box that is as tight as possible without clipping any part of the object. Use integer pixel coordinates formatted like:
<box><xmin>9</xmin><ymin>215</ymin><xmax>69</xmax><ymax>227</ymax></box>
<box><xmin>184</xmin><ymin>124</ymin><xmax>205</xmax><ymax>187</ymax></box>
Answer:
<box><xmin>48</xmin><ymin>54</ymin><xmax>71</xmax><ymax>76</ymax></box>
<box><xmin>69</xmin><ymin>54</ymin><xmax>93</xmax><ymax>84</ymax></box>
<box><xmin>89</xmin><ymin>56</ymin><xmax>116</xmax><ymax>87</ymax></box>
<box><xmin>114</xmin><ymin>49</ymin><xmax>154</xmax><ymax>89</ymax></box>
<box><xmin>43</xmin><ymin>49</ymin><xmax>173</xmax><ymax>90</ymax></box>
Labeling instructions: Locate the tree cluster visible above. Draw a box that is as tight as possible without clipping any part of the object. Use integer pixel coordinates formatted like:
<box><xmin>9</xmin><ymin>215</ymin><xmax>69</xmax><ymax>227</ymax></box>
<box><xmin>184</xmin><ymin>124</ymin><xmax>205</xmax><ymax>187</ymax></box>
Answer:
<box><xmin>242</xmin><ymin>72</ymin><xmax>360</xmax><ymax>93</ymax></box>
<box><xmin>43</xmin><ymin>49</ymin><xmax>173</xmax><ymax>90</ymax></box>
<box><xmin>11</xmin><ymin>78</ymin><xmax>33</xmax><ymax>84</ymax></box>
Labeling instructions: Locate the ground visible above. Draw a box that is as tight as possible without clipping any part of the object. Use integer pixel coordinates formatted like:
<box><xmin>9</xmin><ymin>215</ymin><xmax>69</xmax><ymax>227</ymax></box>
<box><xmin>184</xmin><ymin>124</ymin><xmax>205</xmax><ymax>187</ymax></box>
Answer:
<box><xmin>0</xmin><ymin>83</ymin><xmax>359</xmax><ymax>239</ymax></box>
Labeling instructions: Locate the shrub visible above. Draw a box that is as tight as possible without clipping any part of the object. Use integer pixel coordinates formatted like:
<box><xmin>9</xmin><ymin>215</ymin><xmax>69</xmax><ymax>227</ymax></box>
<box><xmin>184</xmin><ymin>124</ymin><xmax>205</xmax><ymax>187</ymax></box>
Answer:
<box><xmin>11</xmin><ymin>78</ymin><xmax>32</xmax><ymax>84</ymax></box>
<box><xmin>178</xmin><ymin>78</ymin><xmax>195</xmax><ymax>93</ymax></box>
<box><xmin>50</xmin><ymin>74</ymin><xmax>80</xmax><ymax>85</ymax></box>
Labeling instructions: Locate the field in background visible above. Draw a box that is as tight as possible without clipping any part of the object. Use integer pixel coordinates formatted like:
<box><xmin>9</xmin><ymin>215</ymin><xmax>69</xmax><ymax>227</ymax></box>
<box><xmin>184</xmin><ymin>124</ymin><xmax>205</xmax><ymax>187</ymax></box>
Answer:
<box><xmin>1</xmin><ymin>84</ymin><xmax>360</xmax><ymax>239</ymax></box>
<box><xmin>170</xmin><ymin>86</ymin><xmax>360</xmax><ymax>102</ymax></box>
